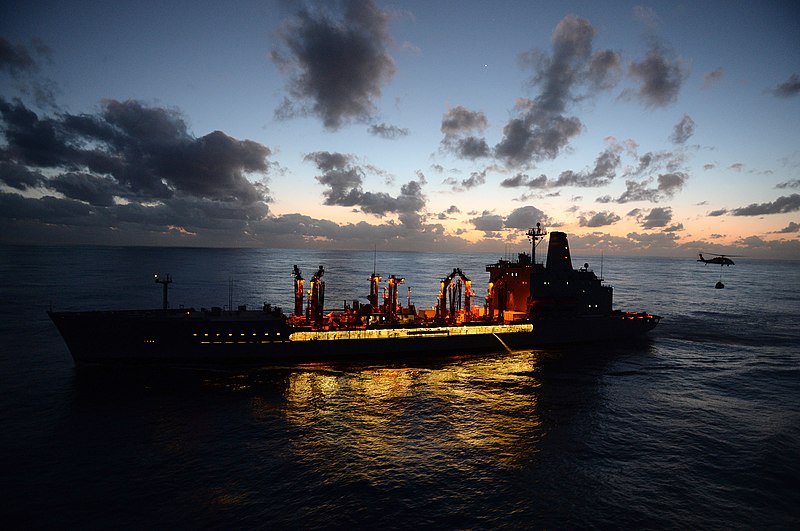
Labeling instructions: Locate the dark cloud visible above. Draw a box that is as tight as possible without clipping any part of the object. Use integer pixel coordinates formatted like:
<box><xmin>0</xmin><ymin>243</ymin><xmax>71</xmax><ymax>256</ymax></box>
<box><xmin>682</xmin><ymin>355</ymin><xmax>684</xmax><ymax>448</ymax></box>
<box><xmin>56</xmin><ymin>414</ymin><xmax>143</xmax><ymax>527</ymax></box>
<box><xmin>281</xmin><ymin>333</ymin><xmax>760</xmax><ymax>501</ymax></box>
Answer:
<box><xmin>470</xmin><ymin>211</ymin><xmax>504</xmax><ymax>233</ymax></box>
<box><xmin>368</xmin><ymin>122</ymin><xmax>409</xmax><ymax>139</ymax></box>
<box><xmin>0</xmin><ymin>191</ymin><xmax>92</xmax><ymax>222</ymax></box>
<box><xmin>452</xmin><ymin>136</ymin><xmax>491</xmax><ymax>160</ymax></box>
<box><xmin>777</xmin><ymin>179</ymin><xmax>800</xmax><ymax>189</ymax></box>
<box><xmin>495</xmin><ymin>16</ymin><xmax>619</xmax><ymax>167</ymax></box>
<box><xmin>0</xmin><ymin>37</ymin><xmax>36</xmax><ymax>75</ymax></box>
<box><xmin>555</xmin><ymin>146</ymin><xmax>621</xmax><ymax>187</ymax></box>
<box><xmin>770</xmin><ymin>73</ymin><xmax>800</xmax><ymax>98</ymax></box>
<box><xmin>48</xmin><ymin>172</ymin><xmax>124</xmax><ymax>206</ymax></box>
<box><xmin>440</xmin><ymin>106</ymin><xmax>490</xmax><ymax>159</ymax></box>
<box><xmin>271</xmin><ymin>0</ymin><xmax>395</xmax><ymax>130</ymax></box>
<box><xmin>670</xmin><ymin>113</ymin><xmax>694</xmax><ymax>144</ymax></box>
<box><xmin>305</xmin><ymin>150</ymin><xmax>426</xmax><ymax>223</ymax></box>
<box><xmin>469</xmin><ymin>206</ymin><xmax>549</xmax><ymax>234</ymax></box>
<box><xmin>505</xmin><ymin>205</ymin><xmax>548</xmax><ymax>229</ymax></box>
<box><xmin>728</xmin><ymin>163</ymin><xmax>744</xmax><ymax>172</ymax></box>
<box><xmin>708</xmin><ymin>209</ymin><xmax>727</xmax><ymax>217</ymax></box>
<box><xmin>0</xmin><ymin>98</ymin><xmax>271</xmax><ymax>204</ymax></box>
<box><xmin>640</xmin><ymin>206</ymin><xmax>672</xmax><ymax>228</ymax></box>
<box><xmin>774</xmin><ymin>221</ymin><xmax>799</xmax><ymax>233</ymax></box>
<box><xmin>729</xmin><ymin>194</ymin><xmax>800</xmax><ymax>216</ymax></box>
<box><xmin>0</xmin><ymin>98</ymin><xmax>273</xmax><ymax>241</ymax></box>
<box><xmin>461</xmin><ymin>170</ymin><xmax>486</xmax><ymax>190</ymax></box>
<box><xmin>500</xmin><ymin>173</ymin><xmax>547</xmax><ymax>189</ymax></box>
<box><xmin>0</xmin><ymin>38</ymin><xmax>59</xmax><ymax>108</ymax></box>
<box><xmin>499</xmin><ymin>145</ymin><xmax>621</xmax><ymax>189</ymax></box>
<box><xmin>441</xmin><ymin>106</ymin><xmax>488</xmax><ymax>136</ymax></box>
<box><xmin>444</xmin><ymin>169</ymin><xmax>487</xmax><ymax>192</ymax></box>
<box><xmin>626</xmin><ymin>230</ymin><xmax>679</xmax><ymax>248</ymax></box>
<box><xmin>588</xmin><ymin>49</ymin><xmax>622</xmax><ymax>90</ymax></box>
<box><xmin>579</xmin><ymin>210</ymin><xmax>620</xmax><ymax>227</ymax></box>
<box><xmin>0</xmin><ymin>161</ymin><xmax>45</xmax><ymax>190</ymax></box>
<box><xmin>626</xmin><ymin>150</ymin><xmax>685</xmax><ymax>177</ymax></box>
<box><xmin>599</xmin><ymin>172</ymin><xmax>687</xmax><ymax>203</ymax></box>
<box><xmin>494</xmin><ymin>112</ymin><xmax>582</xmax><ymax>166</ymax></box>
<box><xmin>626</xmin><ymin>47</ymin><xmax>688</xmax><ymax>107</ymax></box>
<box><xmin>524</xmin><ymin>15</ymin><xmax>597</xmax><ymax>114</ymax></box>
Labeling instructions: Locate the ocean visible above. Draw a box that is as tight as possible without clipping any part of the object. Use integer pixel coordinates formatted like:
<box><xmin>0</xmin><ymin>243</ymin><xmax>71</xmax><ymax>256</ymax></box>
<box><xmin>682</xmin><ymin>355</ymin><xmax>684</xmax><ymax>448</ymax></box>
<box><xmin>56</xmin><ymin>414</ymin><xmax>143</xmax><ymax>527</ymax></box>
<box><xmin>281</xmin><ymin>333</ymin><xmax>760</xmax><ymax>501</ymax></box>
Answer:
<box><xmin>1</xmin><ymin>245</ymin><xmax>798</xmax><ymax>528</ymax></box>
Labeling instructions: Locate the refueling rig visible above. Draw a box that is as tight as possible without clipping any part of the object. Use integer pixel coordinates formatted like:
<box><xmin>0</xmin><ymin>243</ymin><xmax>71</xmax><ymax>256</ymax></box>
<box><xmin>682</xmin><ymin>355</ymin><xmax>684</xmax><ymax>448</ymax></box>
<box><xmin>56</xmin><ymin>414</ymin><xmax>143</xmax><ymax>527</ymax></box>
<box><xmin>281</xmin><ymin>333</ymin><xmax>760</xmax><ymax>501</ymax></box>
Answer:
<box><xmin>287</xmin><ymin>264</ymin><xmax>478</xmax><ymax>331</ymax></box>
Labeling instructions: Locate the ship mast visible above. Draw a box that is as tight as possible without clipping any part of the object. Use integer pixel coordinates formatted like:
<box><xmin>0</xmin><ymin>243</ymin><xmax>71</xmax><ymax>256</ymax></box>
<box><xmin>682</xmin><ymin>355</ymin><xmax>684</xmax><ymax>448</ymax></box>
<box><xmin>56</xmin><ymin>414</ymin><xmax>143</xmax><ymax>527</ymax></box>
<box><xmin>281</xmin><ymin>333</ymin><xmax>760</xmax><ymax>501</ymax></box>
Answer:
<box><xmin>526</xmin><ymin>223</ymin><xmax>548</xmax><ymax>264</ymax></box>
<box><xmin>154</xmin><ymin>274</ymin><xmax>172</xmax><ymax>310</ymax></box>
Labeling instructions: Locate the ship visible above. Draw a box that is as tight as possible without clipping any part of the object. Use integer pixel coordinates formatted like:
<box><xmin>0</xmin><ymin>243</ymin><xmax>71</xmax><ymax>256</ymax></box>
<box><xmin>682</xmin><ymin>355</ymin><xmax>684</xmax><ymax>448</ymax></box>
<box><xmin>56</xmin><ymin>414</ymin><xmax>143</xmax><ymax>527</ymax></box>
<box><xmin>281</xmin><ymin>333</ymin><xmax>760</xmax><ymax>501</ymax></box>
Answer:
<box><xmin>48</xmin><ymin>226</ymin><xmax>660</xmax><ymax>366</ymax></box>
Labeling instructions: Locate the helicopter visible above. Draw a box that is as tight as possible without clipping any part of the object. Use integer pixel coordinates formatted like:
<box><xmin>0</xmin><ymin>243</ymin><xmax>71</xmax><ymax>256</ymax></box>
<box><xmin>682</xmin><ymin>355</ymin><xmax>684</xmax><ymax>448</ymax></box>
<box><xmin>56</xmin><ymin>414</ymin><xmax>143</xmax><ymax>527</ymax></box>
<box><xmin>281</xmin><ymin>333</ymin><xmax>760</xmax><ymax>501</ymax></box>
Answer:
<box><xmin>697</xmin><ymin>253</ymin><xmax>738</xmax><ymax>266</ymax></box>
<box><xmin>697</xmin><ymin>253</ymin><xmax>742</xmax><ymax>288</ymax></box>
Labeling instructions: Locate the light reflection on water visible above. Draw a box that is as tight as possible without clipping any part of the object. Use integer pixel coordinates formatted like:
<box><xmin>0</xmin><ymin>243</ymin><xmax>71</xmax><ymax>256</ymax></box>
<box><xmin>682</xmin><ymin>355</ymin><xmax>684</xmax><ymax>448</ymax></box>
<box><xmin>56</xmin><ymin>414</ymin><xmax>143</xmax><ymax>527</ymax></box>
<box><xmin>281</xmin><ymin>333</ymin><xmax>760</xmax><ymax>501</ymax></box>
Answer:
<box><xmin>278</xmin><ymin>353</ymin><xmax>543</xmax><ymax>476</ymax></box>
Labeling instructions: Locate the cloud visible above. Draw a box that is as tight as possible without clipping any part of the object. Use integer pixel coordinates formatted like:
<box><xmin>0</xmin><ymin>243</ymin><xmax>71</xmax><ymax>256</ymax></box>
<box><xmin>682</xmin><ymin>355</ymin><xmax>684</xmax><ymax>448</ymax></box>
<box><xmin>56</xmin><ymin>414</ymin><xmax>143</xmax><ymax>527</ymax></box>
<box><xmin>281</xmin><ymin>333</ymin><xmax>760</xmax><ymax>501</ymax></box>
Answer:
<box><xmin>499</xmin><ymin>144</ymin><xmax>622</xmax><ymax>189</ymax></box>
<box><xmin>774</xmin><ymin>221</ymin><xmax>799</xmax><ymax>234</ymax></box>
<box><xmin>440</xmin><ymin>106</ymin><xmax>490</xmax><ymax>159</ymax></box>
<box><xmin>500</xmin><ymin>173</ymin><xmax>547</xmax><ymax>189</ymax></box>
<box><xmin>640</xmin><ymin>206</ymin><xmax>673</xmax><ymax>228</ymax></box>
<box><xmin>703</xmin><ymin>68</ymin><xmax>724</xmax><ymax>88</ymax></box>
<box><xmin>444</xmin><ymin>168</ymin><xmax>487</xmax><ymax>191</ymax></box>
<box><xmin>305</xmin><ymin>150</ymin><xmax>426</xmax><ymax>224</ymax></box>
<box><xmin>598</xmin><ymin>172</ymin><xmax>687</xmax><ymax>204</ymax></box>
<box><xmin>1</xmin><ymin>98</ymin><xmax>271</xmax><ymax>204</ymax></box>
<box><xmin>770</xmin><ymin>73</ymin><xmax>800</xmax><ymax>98</ymax></box>
<box><xmin>494</xmin><ymin>111</ymin><xmax>582</xmax><ymax>166</ymax></box>
<box><xmin>777</xmin><ymin>179</ymin><xmax>800</xmax><ymax>189</ymax></box>
<box><xmin>271</xmin><ymin>0</ymin><xmax>395</xmax><ymax>129</ymax></box>
<box><xmin>494</xmin><ymin>16</ymin><xmax>619</xmax><ymax>167</ymax></box>
<box><xmin>670</xmin><ymin>113</ymin><xmax>695</xmax><ymax>144</ymax></box>
<box><xmin>554</xmin><ymin>146</ymin><xmax>621</xmax><ymax>187</ymax></box>
<box><xmin>437</xmin><ymin>204</ymin><xmax>461</xmax><ymax>219</ymax></box>
<box><xmin>0</xmin><ymin>37</ymin><xmax>37</xmax><ymax>75</ymax></box>
<box><xmin>0</xmin><ymin>98</ymin><xmax>273</xmax><ymax>240</ymax></box>
<box><xmin>470</xmin><ymin>211</ymin><xmax>504</xmax><ymax>233</ymax></box>
<box><xmin>729</xmin><ymin>194</ymin><xmax>800</xmax><ymax>216</ymax></box>
<box><xmin>626</xmin><ymin>150</ymin><xmax>685</xmax><ymax>177</ymax></box>
<box><xmin>587</xmin><ymin>49</ymin><xmax>623</xmax><ymax>90</ymax></box>
<box><xmin>0</xmin><ymin>38</ymin><xmax>58</xmax><ymax>108</ymax></box>
<box><xmin>48</xmin><ymin>172</ymin><xmax>125</xmax><ymax>207</ymax></box>
<box><xmin>578</xmin><ymin>210</ymin><xmax>621</xmax><ymax>227</ymax></box>
<box><xmin>469</xmin><ymin>205</ymin><xmax>549</xmax><ymax>233</ymax></box>
<box><xmin>441</xmin><ymin>105</ymin><xmax>488</xmax><ymax>136</ymax></box>
<box><xmin>0</xmin><ymin>161</ymin><xmax>45</xmax><ymax>190</ymax></box>
<box><xmin>505</xmin><ymin>205</ymin><xmax>548</xmax><ymax>229</ymax></box>
<box><xmin>626</xmin><ymin>47</ymin><xmax>688</xmax><ymax>107</ymax></box>
<box><xmin>368</xmin><ymin>122</ymin><xmax>409</xmax><ymax>139</ymax></box>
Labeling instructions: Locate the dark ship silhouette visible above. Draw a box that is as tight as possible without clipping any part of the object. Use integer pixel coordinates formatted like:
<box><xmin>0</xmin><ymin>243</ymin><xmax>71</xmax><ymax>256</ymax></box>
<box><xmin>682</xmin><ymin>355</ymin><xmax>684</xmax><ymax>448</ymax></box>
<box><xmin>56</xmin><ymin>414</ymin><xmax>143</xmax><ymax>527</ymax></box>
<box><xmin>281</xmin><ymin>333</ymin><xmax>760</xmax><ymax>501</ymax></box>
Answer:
<box><xmin>49</xmin><ymin>227</ymin><xmax>660</xmax><ymax>365</ymax></box>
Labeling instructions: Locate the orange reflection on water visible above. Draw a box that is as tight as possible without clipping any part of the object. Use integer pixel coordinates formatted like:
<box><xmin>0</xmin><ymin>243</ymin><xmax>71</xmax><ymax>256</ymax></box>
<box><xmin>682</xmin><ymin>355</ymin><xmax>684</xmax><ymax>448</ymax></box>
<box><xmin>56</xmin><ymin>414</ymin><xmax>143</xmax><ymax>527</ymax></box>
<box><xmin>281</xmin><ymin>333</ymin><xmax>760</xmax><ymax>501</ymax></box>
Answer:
<box><xmin>278</xmin><ymin>352</ymin><xmax>545</xmax><ymax>476</ymax></box>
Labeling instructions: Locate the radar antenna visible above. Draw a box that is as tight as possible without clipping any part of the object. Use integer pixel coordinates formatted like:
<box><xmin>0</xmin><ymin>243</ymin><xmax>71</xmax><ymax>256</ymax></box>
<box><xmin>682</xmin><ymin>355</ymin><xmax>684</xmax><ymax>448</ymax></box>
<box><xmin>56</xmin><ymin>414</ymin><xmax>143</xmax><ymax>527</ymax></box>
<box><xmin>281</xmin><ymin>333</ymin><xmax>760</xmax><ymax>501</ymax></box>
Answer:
<box><xmin>526</xmin><ymin>223</ymin><xmax>548</xmax><ymax>264</ymax></box>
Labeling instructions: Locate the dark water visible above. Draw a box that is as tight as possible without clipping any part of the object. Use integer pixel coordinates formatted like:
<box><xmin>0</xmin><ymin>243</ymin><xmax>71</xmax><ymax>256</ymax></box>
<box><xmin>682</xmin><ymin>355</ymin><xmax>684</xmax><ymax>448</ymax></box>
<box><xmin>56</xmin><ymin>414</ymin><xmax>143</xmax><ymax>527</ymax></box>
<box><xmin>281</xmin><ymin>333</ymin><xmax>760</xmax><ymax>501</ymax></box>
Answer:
<box><xmin>1</xmin><ymin>245</ymin><xmax>799</xmax><ymax>528</ymax></box>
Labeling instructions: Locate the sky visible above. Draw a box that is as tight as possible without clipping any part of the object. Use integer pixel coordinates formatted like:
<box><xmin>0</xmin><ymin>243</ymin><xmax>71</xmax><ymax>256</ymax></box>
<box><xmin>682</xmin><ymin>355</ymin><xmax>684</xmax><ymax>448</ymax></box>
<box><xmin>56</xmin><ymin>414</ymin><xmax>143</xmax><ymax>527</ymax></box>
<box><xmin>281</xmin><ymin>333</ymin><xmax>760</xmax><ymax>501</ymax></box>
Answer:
<box><xmin>1</xmin><ymin>0</ymin><xmax>799</xmax><ymax>258</ymax></box>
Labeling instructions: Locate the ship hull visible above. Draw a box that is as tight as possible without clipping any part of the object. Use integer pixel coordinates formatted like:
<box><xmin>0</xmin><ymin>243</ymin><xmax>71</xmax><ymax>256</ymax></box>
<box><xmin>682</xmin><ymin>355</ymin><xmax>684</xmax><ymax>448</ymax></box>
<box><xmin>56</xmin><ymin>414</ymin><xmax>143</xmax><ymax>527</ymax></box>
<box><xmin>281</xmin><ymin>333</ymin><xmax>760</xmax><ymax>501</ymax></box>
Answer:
<box><xmin>48</xmin><ymin>309</ymin><xmax>659</xmax><ymax>366</ymax></box>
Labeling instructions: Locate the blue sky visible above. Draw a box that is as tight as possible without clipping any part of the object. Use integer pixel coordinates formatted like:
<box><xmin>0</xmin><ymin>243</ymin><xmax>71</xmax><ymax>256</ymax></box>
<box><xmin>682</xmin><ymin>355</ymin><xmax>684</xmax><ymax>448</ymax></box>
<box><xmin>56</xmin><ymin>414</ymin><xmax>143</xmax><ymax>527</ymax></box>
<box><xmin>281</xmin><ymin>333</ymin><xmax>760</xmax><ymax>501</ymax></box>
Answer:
<box><xmin>1</xmin><ymin>0</ymin><xmax>799</xmax><ymax>258</ymax></box>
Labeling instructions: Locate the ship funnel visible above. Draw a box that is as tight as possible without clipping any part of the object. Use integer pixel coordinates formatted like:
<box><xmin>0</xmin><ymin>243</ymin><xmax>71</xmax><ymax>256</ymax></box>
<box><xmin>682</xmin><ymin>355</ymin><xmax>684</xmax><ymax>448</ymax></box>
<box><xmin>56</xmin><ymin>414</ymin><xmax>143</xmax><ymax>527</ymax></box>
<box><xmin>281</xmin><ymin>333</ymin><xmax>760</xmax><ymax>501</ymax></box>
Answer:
<box><xmin>546</xmin><ymin>231</ymin><xmax>573</xmax><ymax>272</ymax></box>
